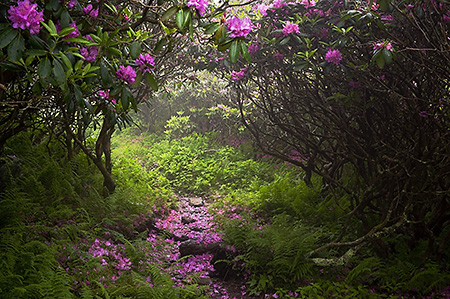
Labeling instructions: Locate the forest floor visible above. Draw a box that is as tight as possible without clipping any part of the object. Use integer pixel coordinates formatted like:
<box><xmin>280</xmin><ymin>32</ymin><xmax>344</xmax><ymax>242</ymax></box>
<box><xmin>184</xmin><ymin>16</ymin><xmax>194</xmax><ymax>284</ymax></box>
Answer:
<box><xmin>150</xmin><ymin>195</ymin><xmax>251</xmax><ymax>298</ymax></box>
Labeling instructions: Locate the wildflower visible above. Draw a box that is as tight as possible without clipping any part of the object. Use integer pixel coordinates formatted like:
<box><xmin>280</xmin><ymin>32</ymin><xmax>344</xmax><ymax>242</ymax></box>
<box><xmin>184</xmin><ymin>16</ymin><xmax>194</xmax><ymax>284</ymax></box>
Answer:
<box><xmin>272</xmin><ymin>0</ymin><xmax>286</xmax><ymax>8</ymax></box>
<box><xmin>248</xmin><ymin>43</ymin><xmax>260</xmax><ymax>55</ymax></box>
<box><xmin>299</xmin><ymin>0</ymin><xmax>316</xmax><ymax>8</ymax></box>
<box><xmin>282</xmin><ymin>21</ymin><xmax>299</xmax><ymax>36</ymax></box>
<box><xmin>273</xmin><ymin>52</ymin><xmax>284</xmax><ymax>60</ymax></box>
<box><xmin>135</xmin><ymin>53</ymin><xmax>155</xmax><ymax>74</ymax></box>
<box><xmin>257</xmin><ymin>3</ymin><xmax>269</xmax><ymax>16</ymax></box>
<box><xmin>373</xmin><ymin>42</ymin><xmax>393</xmax><ymax>51</ymax></box>
<box><xmin>227</xmin><ymin>16</ymin><xmax>252</xmax><ymax>38</ymax></box>
<box><xmin>419</xmin><ymin>111</ymin><xmax>428</xmax><ymax>118</ymax></box>
<box><xmin>187</xmin><ymin>0</ymin><xmax>208</xmax><ymax>16</ymax></box>
<box><xmin>98</xmin><ymin>90</ymin><xmax>109</xmax><ymax>99</ymax></box>
<box><xmin>116</xmin><ymin>65</ymin><xmax>136</xmax><ymax>85</ymax></box>
<box><xmin>8</xmin><ymin>0</ymin><xmax>44</xmax><ymax>35</ymax></box>
<box><xmin>80</xmin><ymin>46</ymin><xmax>98</xmax><ymax>62</ymax></box>
<box><xmin>83</xmin><ymin>4</ymin><xmax>98</xmax><ymax>18</ymax></box>
<box><xmin>325</xmin><ymin>49</ymin><xmax>342</xmax><ymax>65</ymax></box>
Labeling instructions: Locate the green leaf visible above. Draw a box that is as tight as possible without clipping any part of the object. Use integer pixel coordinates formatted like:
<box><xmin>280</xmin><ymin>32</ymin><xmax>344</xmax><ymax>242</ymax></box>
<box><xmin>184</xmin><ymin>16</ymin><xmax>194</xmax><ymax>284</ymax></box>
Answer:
<box><xmin>382</xmin><ymin>48</ymin><xmax>393</xmax><ymax>64</ymax></box>
<box><xmin>145</xmin><ymin>73</ymin><xmax>158</xmax><ymax>91</ymax></box>
<box><xmin>63</xmin><ymin>37</ymin><xmax>92</xmax><ymax>44</ymax></box>
<box><xmin>7</xmin><ymin>34</ymin><xmax>25</xmax><ymax>62</ymax></box>
<box><xmin>121</xmin><ymin>87</ymin><xmax>131</xmax><ymax>110</ymax></box>
<box><xmin>204</xmin><ymin>23</ymin><xmax>220</xmax><ymax>35</ymax></box>
<box><xmin>60</xmin><ymin>9</ymin><xmax>72</xmax><ymax>28</ymax></box>
<box><xmin>53</xmin><ymin>59</ymin><xmax>66</xmax><ymax>84</ymax></box>
<box><xmin>42</xmin><ymin>20</ymin><xmax>58</xmax><ymax>36</ymax></box>
<box><xmin>155</xmin><ymin>37</ymin><xmax>167</xmax><ymax>52</ymax></box>
<box><xmin>376</xmin><ymin>54</ymin><xmax>385</xmax><ymax>69</ymax></box>
<box><xmin>280</xmin><ymin>37</ymin><xmax>291</xmax><ymax>45</ymax></box>
<box><xmin>0</xmin><ymin>28</ymin><xmax>18</xmax><ymax>49</ymax></box>
<box><xmin>240</xmin><ymin>42</ymin><xmax>251</xmax><ymax>63</ymax></box>
<box><xmin>24</xmin><ymin>49</ymin><xmax>48</xmax><ymax>56</ymax></box>
<box><xmin>176</xmin><ymin>9</ymin><xmax>185</xmax><ymax>30</ymax></box>
<box><xmin>106</xmin><ymin>47</ymin><xmax>122</xmax><ymax>57</ymax></box>
<box><xmin>58</xmin><ymin>27</ymin><xmax>75</xmax><ymax>38</ymax></box>
<box><xmin>38</xmin><ymin>57</ymin><xmax>51</xmax><ymax>78</ymax></box>
<box><xmin>130</xmin><ymin>41</ymin><xmax>141</xmax><ymax>59</ymax></box>
<box><xmin>60</xmin><ymin>53</ymin><xmax>73</xmax><ymax>71</ymax></box>
<box><xmin>74</xmin><ymin>84</ymin><xmax>83</xmax><ymax>107</ymax></box>
<box><xmin>100</xmin><ymin>62</ymin><xmax>113</xmax><ymax>86</ymax></box>
<box><xmin>229</xmin><ymin>40</ymin><xmax>240</xmax><ymax>63</ymax></box>
<box><xmin>162</xmin><ymin>6</ymin><xmax>179</xmax><ymax>21</ymax></box>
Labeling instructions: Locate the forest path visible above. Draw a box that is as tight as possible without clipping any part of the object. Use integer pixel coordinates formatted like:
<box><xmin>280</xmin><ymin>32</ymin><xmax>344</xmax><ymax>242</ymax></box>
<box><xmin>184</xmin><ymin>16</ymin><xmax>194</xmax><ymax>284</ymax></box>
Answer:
<box><xmin>150</xmin><ymin>195</ymin><xmax>250</xmax><ymax>298</ymax></box>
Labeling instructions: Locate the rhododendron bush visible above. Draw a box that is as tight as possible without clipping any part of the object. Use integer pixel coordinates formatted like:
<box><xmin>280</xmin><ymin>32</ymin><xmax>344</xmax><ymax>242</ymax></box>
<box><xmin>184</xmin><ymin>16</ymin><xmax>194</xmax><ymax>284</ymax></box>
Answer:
<box><xmin>216</xmin><ymin>0</ymin><xmax>450</xmax><ymax>263</ymax></box>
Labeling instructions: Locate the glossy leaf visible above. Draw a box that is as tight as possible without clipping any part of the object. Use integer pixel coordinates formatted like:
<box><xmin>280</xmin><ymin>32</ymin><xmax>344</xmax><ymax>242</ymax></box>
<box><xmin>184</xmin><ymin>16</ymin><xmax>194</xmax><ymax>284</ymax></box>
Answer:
<box><xmin>38</xmin><ymin>57</ymin><xmax>51</xmax><ymax>78</ymax></box>
<box><xmin>145</xmin><ymin>73</ymin><xmax>158</xmax><ymax>91</ymax></box>
<box><xmin>7</xmin><ymin>34</ymin><xmax>25</xmax><ymax>62</ymax></box>
<box><xmin>162</xmin><ymin>6</ymin><xmax>179</xmax><ymax>21</ymax></box>
<box><xmin>382</xmin><ymin>49</ymin><xmax>393</xmax><ymax>64</ymax></box>
<box><xmin>130</xmin><ymin>41</ymin><xmax>141</xmax><ymax>59</ymax></box>
<box><xmin>229</xmin><ymin>40</ymin><xmax>240</xmax><ymax>63</ymax></box>
<box><xmin>0</xmin><ymin>28</ymin><xmax>18</xmax><ymax>49</ymax></box>
<box><xmin>53</xmin><ymin>59</ymin><xmax>66</xmax><ymax>84</ymax></box>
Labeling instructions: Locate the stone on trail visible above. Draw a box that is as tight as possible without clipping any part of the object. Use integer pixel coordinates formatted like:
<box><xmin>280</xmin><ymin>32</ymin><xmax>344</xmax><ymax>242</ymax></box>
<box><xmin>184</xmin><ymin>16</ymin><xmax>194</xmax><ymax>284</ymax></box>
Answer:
<box><xmin>189</xmin><ymin>197</ymin><xmax>203</xmax><ymax>206</ymax></box>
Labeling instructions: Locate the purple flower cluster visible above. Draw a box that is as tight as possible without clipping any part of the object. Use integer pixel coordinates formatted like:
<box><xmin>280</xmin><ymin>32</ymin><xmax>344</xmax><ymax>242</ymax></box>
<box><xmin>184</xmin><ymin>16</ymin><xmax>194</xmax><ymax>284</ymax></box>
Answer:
<box><xmin>80</xmin><ymin>35</ymin><xmax>98</xmax><ymax>62</ymax></box>
<box><xmin>231</xmin><ymin>67</ymin><xmax>247</xmax><ymax>81</ymax></box>
<box><xmin>282</xmin><ymin>21</ymin><xmax>299</xmax><ymax>36</ymax></box>
<box><xmin>187</xmin><ymin>0</ymin><xmax>208</xmax><ymax>16</ymax></box>
<box><xmin>116</xmin><ymin>65</ymin><xmax>136</xmax><ymax>85</ymax></box>
<box><xmin>227</xmin><ymin>16</ymin><xmax>252</xmax><ymax>38</ymax></box>
<box><xmin>373</xmin><ymin>42</ymin><xmax>393</xmax><ymax>51</ymax></box>
<box><xmin>135</xmin><ymin>53</ymin><xmax>155</xmax><ymax>74</ymax></box>
<box><xmin>83</xmin><ymin>4</ymin><xmax>99</xmax><ymax>18</ymax></box>
<box><xmin>325</xmin><ymin>49</ymin><xmax>342</xmax><ymax>65</ymax></box>
<box><xmin>8</xmin><ymin>0</ymin><xmax>44</xmax><ymax>35</ymax></box>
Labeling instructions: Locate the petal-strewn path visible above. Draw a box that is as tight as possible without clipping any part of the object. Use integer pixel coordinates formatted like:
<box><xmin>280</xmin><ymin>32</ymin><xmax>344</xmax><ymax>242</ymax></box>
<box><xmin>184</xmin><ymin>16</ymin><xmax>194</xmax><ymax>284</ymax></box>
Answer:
<box><xmin>149</xmin><ymin>196</ymin><xmax>250</xmax><ymax>298</ymax></box>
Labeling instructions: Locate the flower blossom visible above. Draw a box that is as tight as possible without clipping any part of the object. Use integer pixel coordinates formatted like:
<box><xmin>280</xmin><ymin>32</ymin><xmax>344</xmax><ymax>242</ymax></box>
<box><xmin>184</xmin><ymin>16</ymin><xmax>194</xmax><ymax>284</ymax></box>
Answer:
<box><xmin>187</xmin><ymin>0</ymin><xmax>208</xmax><ymax>16</ymax></box>
<box><xmin>83</xmin><ymin>4</ymin><xmax>98</xmax><ymax>18</ymax></box>
<box><xmin>299</xmin><ymin>0</ymin><xmax>316</xmax><ymax>8</ymax></box>
<box><xmin>373</xmin><ymin>42</ymin><xmax>393</xmax><ymax>51</ymax></box>
<box><xmin>8</xmin><ymin>0</ymin><xmax>44</xmax><ymax>35</ymax></box>
<box><xmin>256</xmin><ymin>3</ymin><xmax>269</xmax><ymax>16</ymax></box>
<box><xmin>135</xmin><ymin>53</ymin><xmax>155</xmax><ymax>74</ymax></box>
<box><xmin>80</xmin><ymin>35</ymin><xmax>98</xmax><ymax>62</ymax></box>
<box><xmin>325</xmin><ymin>49</ymin><xmax>342</xmax><ymax>65</ymax></box>
<box><xmin>282</xmin><ymin>21</ymin><xmax>299</xmax><ymax>36</ymax></box>
<box><xmin>227</xmin><ymin>16</ymin><xmax>252</xmax><ymax>38</ymax></box>
<box><xmin>116</xmin><ymin>65</ymin><xmax>136</xmax><ymax>85</ymax></box>
<box><xmin>231</xmin><ymin>68</ymin><xmax>247</xmax><ymax>81</ymax></box>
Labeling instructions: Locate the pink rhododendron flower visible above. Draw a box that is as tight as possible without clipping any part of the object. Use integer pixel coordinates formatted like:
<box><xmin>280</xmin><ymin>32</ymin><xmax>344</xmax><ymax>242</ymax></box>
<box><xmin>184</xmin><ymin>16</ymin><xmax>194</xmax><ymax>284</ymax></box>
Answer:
<box><xmin>272</xmin><ymin>0</ymin><xmax>286</xmax><ymax>8</ymax></box>
<box><xmin>325</xmin><ymin>49</ymin><xmax>342</xmax><ymax>65</ymax></box>
<box><xmin>116</xmin><ymin>65</ymin><xmax>136</xmax><ymax>85</ymax></box>
<box><xmin>248</xmin><ymin>43</ymin><xmax>260</xmax><ymax>55</ymax></box>
<box><xmin>80</xmin><ymin>46</ymin><xmax>98</xmax><ymax>62</ymax></box>
<box><xmin>282</xmin><ymin>21</ymin><xmax>299</xmax><ymax>36</ymax></box>
<box><xmin>273</xmin><ymin>52</ymin><xmax>284</xmax><ymax>60</ymax></box>
<box><xmin>8</xmin><ymin>0</ymin><xmax>44</xmax><ymax>35</ymax></box>
<box><xmin>135</xmin><ymin>53</ymin><xmax>155</xmax><ymax>74</ymax></box>
<box><xmin>231</xmin><ymin>70</ymin><xmax>245</xmax><ymax>81</ymax></box>
<box><xmin>227</xmin><ymin>16</ymin><xmax>252</xmax><ymax>38</ymax></box>
<box><xmin>257</xmin><ymin>3</ymin><xmax>269</xmax><ymax>16</ymax></box>
<box><xmin>187</xmin><ymin>0</ymin><xmax>208</xmax><ymax>16</ymax></box>
<box><xmin>299</xmin><ymin>0</ymin><xmax>316</xmax><ymax>8</ymax></box>
<box><xmin>83</xmin><ymin>4</ymin><xmax>98</xmax><ymax>18</ymax></box>
<box><xmin>373</xmin><ymin>42</ymin><xmax>393</xmax><ymax>51</ymax></box>
<box><xmin>98</xmin><ymin>90</ymin><xmax>109</xmax><ymax>99</ymax></box>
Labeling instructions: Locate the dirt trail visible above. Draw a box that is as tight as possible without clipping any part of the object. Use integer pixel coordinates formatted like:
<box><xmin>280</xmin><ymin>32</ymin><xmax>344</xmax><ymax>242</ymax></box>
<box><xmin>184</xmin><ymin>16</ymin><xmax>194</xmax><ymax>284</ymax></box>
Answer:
<box><xmin>149</xmin><ymin>196</ymin><xmax>251</xmax><ymax>298</ymax></box>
